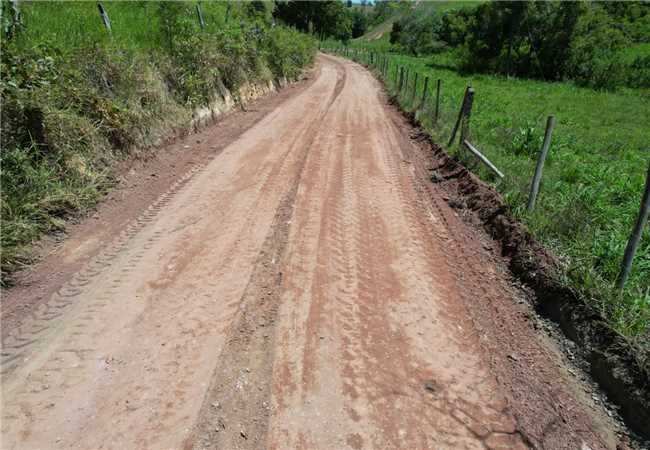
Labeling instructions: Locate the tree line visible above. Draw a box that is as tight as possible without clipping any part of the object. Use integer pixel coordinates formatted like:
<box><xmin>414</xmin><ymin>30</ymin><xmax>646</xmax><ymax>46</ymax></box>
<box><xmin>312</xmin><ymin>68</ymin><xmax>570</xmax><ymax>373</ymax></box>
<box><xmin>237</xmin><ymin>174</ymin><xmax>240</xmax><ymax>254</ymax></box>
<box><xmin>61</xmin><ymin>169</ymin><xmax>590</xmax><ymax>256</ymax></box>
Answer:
<box><xmin>387</xmin><ymin>1</ymin><xmax>650</xmax><ymax>90</ymax></box>
<box><xmin>273</xmin><ymin>0</ymin><xmax>371</xmax><ymax>43</ymax></box>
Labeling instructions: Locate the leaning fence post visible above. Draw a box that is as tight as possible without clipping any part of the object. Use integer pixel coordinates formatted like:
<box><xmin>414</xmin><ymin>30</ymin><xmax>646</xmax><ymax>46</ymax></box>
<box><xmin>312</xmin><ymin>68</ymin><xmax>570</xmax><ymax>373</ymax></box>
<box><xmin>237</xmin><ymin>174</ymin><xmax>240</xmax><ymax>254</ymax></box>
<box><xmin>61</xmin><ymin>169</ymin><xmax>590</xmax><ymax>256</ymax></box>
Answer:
<box><xmin>459</xmin><ymin>88</ymin><xmax>475</xmax><ymax>144</ymax></box>
<box><xmin>421</xmin><ymin>76</ymin><xmax>429</xmax><ymax>109</ymax></box>
<box><xmin>97</xmin><ymin>3</ymin><xmax>111</xmax><ymax>31</ymax></box>
<box><xmin>411</xmin><ymin>72</ymin><xmax>419</xmax><ymax>105</ymax></box>
<box><xmin>526</xmin><ymin>116</ymin><xmax>556</xmax><ymax>212</ymax></box>
<box><xmin>448</xmin><ymin>87</ymin><xmax>469</xmax><ymax>145</ymax></box>
<box><xmin>196</xmin><ymin>3</ymin><xmax>205</xmax><ymax>29</ymax></box>
<box><xmin>434</xmin><ymin>79</ymin><xmax>441</xmax><ymax>123</ymax></box>
<box><xmin>617</xmin><ymin>161</ymin><xmax>650</xmax><ymax>290</ymax></box>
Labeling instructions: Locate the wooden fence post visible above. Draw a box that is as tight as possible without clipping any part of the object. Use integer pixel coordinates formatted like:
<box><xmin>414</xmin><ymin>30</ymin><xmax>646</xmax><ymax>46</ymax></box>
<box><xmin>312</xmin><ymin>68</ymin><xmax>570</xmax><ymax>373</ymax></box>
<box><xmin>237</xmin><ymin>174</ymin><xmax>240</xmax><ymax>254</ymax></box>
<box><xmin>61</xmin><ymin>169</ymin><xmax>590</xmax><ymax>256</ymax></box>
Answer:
<box><xmin>421</xmin><ymin>76</ymin><xmax>429</xmax><ymax>108</ymax></box>
<box><xmin>448</xmin><ymin>86</ymin><xmax>469</xmax><ymax>145</ymax></box>
<box><xmin>5</xmin><ymin>0</ymin><xmax>22</xmax><ymax>39</ymax></box>
<box><xmin>434</xmin><ymin>79</ymin><xmax>441</xmax><ymax>123</ymax></box>
<box><xmin>459</xmin><ymin>87</ymin><xmax>475</xmax><ymax>144</ymax></box>
<box><xmin>398</xmin><ymin>67</ymin><xmax>404</xmax><ymax>93</ymax></box>
<box><xmin>411</xmin><ymin>72</ymin><xmax>419</xmax><ymax>105</ymax></box>
<box><xmin>447</xmin><ymin>86</ymin><xmax>469</xmax><ymax>145</ymax></box>
<box><xmin>97</xmin><ymin>3</ymin><xmax>111</xmax><ymax>31</ymax></box>
<box><xmin>196</xmin><ymin>3</ymin><xmax>205</xmax><ymax>29</ymax></box>
<box><xmin>617</xmin><ymin>161</ymin><xmax>650</xmax><ymax>290</ymax></box>
<box><xmin>526</xmin><ymin>116</ymin><xmax>556</xmax><ymax>212</ymax></box>
<box><xmin>403</xmin><ymin>69</ymin><xmax>409</xmax><ymax>96</ymax></box>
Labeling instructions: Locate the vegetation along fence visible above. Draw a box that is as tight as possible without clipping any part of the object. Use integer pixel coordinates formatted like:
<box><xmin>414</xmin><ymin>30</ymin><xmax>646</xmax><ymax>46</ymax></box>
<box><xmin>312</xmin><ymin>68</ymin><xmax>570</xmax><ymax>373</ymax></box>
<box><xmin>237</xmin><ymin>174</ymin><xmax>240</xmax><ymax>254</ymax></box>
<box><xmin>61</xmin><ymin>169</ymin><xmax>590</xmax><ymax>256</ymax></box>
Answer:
<box><xmin>325</xmin><ymin>46</ymin><xmax>650</xmax><ymax>348</ymax></box>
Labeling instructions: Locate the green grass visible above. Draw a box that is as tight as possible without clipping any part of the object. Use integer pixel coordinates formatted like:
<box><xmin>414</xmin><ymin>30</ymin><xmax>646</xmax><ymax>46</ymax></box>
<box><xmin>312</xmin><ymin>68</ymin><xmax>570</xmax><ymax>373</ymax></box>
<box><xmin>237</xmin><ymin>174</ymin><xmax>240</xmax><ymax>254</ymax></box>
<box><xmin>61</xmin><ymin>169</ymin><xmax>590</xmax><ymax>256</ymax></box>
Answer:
<box><xmin>1</xmin><ymin>1</ymin><xmax>316</xmax><ymax>283</ymax></box>
<box><xmin>332</xmin><ymin>48</ymin><xmax>650</xmax><ymax>349</ymax></box>
<box><xmin>14</xmin><ymin>2</ymin><xmax>235</xmax><ymax>52</ymax></box>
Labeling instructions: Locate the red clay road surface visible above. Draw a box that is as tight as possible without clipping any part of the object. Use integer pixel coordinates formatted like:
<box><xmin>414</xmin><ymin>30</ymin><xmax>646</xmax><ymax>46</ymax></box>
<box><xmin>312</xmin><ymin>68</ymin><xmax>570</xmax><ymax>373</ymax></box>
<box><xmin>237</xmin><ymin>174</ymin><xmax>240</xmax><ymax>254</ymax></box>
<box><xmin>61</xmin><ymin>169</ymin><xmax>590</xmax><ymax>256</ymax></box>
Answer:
<box><xmin>1</xmin><ymin>54</ymin><xmax>625</xmax><ymax>449</ymax></box>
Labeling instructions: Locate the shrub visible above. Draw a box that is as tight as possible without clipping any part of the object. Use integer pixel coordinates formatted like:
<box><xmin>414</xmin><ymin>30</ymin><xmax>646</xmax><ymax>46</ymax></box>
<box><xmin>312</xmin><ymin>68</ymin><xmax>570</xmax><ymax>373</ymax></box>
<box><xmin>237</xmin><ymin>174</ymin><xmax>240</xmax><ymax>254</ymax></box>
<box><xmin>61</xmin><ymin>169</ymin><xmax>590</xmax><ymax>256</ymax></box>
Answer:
<box><xmin>264</xmin><ymin>26</ymin><xmax>316</xmax><ymax>79</ymax></box>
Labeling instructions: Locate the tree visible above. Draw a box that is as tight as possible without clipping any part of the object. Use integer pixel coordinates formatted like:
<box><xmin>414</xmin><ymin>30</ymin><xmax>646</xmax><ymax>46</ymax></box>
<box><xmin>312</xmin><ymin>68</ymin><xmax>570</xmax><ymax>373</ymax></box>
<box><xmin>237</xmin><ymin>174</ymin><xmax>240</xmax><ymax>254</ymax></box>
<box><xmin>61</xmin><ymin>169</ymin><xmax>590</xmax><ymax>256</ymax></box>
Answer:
<box><xmin>274</xmin><ymin>1</ymin><xmax>352</xmax><ymax>42</ymax></box>
<box><xmin>351</xmin><ymin>9</ymin><xmax>369</xmax><ymax>39</ymax></box>
<box><xmin>394</xmin><ymin>8</ymin><xmax>443</xmax><ymax>55</ymax></box>
<box><xmin>389</xmin><ymin>21</ymin><xmax>401</xmax><ymax>44</ymax></box>
<box><xmin>568</xmin><ymin>7</ymin><xmax>629</xmax><ymax>89</ymax></box>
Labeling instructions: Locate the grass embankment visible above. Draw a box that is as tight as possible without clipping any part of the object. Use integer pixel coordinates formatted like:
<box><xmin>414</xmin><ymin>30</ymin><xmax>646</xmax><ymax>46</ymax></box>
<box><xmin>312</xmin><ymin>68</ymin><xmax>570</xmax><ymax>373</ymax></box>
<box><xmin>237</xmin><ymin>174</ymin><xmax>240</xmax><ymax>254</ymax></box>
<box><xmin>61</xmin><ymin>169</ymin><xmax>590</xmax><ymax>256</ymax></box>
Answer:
<box><xmin>336</xmin><ymin>49</ymin><xmax>650</xmax><ymax>352</ymax></box>
<box><xmin>0</xmin><ymin>1</ymin><xmax>316</xmax><ymax>283</ymax></box>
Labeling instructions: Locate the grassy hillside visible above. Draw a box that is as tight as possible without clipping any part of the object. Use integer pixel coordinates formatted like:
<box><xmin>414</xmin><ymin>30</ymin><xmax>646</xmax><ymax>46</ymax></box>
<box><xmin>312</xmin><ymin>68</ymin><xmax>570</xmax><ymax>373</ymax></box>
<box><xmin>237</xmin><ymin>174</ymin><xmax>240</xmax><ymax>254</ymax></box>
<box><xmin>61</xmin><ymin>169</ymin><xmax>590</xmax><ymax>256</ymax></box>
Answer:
<box><xmin>332</xmin><ymin>49</ymin><xmax>650</xmax><ymax>350</ymax></box>
<box><xmin>0</xmin><ymin>1</ymin><xmax>316</xmax><ymax>283</ymax></box>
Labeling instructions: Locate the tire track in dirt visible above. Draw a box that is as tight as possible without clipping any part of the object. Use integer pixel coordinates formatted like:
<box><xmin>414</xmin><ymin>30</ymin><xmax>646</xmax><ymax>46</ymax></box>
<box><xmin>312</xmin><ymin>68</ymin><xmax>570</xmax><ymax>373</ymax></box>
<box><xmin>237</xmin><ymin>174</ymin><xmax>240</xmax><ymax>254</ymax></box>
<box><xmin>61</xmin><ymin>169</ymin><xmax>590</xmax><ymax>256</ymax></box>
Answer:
<box><xmin>264</xmin><ymin>55</ymin><xmax>620</xmax><ymax>450</ymax></box>
<box><xmin>264</xmin><ymin>58</ymin><xmax>519</xmax><ymax>449</ymax></box>
<box><xmin>0</xmin><ymin>57</ymin><xmax>343</xmax><ymax>450</ymax></box>
<box><xmin>1</xmin><ymin>166</ymin><xmax>204</xmax><ymax>377</ymax></box>
<box><xmin>188</xmin><ymin>57</ymin><xmax>347</xmax><ymax>450</ymax></box>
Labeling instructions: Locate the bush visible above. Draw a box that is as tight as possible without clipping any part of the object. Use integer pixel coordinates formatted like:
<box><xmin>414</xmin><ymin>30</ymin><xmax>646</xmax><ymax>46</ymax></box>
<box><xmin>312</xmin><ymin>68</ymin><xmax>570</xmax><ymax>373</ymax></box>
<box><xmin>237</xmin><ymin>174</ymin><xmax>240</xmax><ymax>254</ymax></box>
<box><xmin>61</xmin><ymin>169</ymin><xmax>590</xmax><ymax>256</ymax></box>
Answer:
<box><xmin>264</xmin><ymin>26</ymin><xmax>316</xmax><ymax>79</ymax></box>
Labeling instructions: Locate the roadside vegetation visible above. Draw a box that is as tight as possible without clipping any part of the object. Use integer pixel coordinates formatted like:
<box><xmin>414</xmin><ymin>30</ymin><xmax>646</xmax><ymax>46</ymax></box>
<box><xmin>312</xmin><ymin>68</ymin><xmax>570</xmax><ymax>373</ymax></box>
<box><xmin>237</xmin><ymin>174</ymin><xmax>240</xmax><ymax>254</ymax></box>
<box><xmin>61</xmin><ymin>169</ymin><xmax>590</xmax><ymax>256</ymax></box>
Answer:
<box><xmin>328</xmin><ymin>1</ymin><xmax>650</xmax><ymax>352</ymax></box>
<box><xmin>0</xmin><ymin>1</ymin><xmax>316</xmax><ymax>283</ymax></box>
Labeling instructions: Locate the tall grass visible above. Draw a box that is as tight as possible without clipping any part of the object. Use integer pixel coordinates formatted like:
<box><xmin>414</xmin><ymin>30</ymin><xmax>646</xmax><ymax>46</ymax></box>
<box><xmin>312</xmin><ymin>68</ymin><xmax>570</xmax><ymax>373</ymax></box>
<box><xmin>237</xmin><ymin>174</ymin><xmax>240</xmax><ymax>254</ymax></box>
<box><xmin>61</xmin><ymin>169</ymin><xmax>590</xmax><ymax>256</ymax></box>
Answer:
<box><xmin>335</xmin><ymin>48</ymin><xmax>650</xmax><ymax>348</ymax></box>
<box><xmin>15</xmin><ymin>1</ymin><xmax>232</xmax><ymax>52</ymax></box>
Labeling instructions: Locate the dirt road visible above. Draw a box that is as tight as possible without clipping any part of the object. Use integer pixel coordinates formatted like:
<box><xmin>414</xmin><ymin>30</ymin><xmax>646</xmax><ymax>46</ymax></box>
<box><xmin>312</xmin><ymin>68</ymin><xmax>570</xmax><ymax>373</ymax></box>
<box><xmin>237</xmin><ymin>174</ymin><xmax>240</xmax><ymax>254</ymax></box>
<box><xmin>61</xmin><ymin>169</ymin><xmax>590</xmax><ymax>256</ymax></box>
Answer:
<box><xmin>1</xmin><ymin>55</ymin><xmax>624</xmax><ymax>449</ymax></box>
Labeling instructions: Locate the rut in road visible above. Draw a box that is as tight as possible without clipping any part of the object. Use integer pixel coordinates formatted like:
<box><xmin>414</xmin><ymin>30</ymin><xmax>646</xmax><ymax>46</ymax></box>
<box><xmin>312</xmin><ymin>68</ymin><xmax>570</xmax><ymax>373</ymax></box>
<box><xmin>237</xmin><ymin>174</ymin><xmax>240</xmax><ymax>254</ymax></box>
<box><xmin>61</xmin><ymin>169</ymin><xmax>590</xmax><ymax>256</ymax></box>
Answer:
<box><xmin>1</xmin><ymin>55</ymin><xmax>621</xmax><ymax>450</ymax></box>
